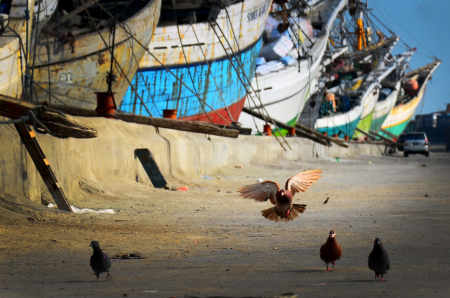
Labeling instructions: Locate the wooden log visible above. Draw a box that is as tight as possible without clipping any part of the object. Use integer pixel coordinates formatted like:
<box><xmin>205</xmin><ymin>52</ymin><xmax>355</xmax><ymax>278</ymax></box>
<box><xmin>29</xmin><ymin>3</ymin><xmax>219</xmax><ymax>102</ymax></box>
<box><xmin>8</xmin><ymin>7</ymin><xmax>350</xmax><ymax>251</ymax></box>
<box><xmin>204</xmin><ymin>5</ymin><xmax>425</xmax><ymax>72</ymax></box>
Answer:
<box><xmin>0</xmin><ymin>94</ymin><xmax>98</xmax><ymax>139</ymax></box>
<box><xmin>379</xmin><ymin>128</ymin><xmax>398</xmax><ymax>140</ymax></box>
<box><xmin>211</xmin><ymin>124</ymin><xmax>252</xmax><ymax>135</ymax></box>
<box><xmin>242</xmin><ymin>107</ymin><xmax>329</xmax><ymax>146</ymax></box>
<box><xmin>355</xmin><ymin>127</ymin><xmax>377</xmax><ymax>140</ymax></box>
<box><xmin>39</xmin><ymin>104</ymin><xmax>240</xmax><ymax>139</ymax></box>
<box><xmin>14</xmin><ymin>123</ymin><xmax>72</xmax><ymax>212</ymax></box>
<box><xmin>295</xmin><ymin>122</ymin><xmax>349</xmax><ymax>148</ymax></box>
<box><xmin>369</xmin><ymin>130</ymin><xmax>396</xmax><ymax>144</ymax></box>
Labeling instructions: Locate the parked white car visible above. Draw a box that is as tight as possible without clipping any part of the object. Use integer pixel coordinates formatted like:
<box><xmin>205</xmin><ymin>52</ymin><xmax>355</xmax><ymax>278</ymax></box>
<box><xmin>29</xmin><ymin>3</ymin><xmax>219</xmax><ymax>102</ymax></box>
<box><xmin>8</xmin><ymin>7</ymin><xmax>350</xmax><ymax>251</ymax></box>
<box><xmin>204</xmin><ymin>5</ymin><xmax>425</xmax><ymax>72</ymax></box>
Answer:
<box><xmin>404</xmin><ymin>132</ymin><xmax>429</xmax><ymax>157</ymax></box>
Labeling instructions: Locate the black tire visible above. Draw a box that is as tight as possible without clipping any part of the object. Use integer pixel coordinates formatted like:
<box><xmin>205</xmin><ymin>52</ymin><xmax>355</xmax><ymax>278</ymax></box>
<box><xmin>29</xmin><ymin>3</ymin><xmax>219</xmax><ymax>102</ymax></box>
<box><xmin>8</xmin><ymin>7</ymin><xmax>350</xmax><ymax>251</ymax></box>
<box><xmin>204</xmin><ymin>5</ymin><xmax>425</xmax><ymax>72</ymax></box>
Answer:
<box><xmin>404</xmin><ymin>151</ymin><xmax>409</xmax><ymax>157</ymax></box>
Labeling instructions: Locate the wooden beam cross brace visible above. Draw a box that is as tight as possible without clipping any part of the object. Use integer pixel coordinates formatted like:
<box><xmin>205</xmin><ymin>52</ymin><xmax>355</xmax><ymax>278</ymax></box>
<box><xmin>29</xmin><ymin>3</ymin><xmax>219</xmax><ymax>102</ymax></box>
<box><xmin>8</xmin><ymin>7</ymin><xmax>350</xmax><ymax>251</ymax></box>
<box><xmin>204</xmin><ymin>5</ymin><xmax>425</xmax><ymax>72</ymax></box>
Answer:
<box><xmin>14</xmin><ymin>123</ymin><xmax>72</xmax><ymax>212</ymax></box>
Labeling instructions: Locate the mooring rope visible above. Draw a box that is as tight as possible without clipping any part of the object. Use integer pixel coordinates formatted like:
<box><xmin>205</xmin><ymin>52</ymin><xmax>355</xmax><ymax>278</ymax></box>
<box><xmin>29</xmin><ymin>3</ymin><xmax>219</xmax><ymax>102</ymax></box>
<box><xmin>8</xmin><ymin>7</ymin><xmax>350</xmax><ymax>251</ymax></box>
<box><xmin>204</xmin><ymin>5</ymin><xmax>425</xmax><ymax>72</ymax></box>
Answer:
<box><xmin>0</xmin><ymin>105</ymin><xmax>67</xmax><ymax>139</ymax></box>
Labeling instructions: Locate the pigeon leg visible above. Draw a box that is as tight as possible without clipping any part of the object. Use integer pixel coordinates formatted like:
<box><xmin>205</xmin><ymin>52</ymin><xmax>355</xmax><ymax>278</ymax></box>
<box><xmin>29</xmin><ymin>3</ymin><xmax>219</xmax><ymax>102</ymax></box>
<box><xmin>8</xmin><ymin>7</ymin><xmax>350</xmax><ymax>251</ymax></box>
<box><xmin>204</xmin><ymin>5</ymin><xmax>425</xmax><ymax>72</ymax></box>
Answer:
<box><xmin>374</xmin><ymin>273</ymin><xmax>378</xmax><ymax>280</ymax></box>
<box><xmin>96</xmin><ymin>273</ymin><xmax>100</xmax><ymax>282</ymax></box>
<box><xmin>380</xmin><ymin>274</ymin><xmax>386</xmax><ymax>282</ymax></box>
<box><xmin>106</xmin><ymin>272</ymin><xmax>113</xmax><ymax>281</ymax></box>
<box><xmin>326</xmin><ymin>263</ymin><xmax>332</xmax><ymax>271</ymax></box>
<box><xmin>332</xmin><ymin>261</ymin><xmax>336</xmax><ymax>269</ymax></box>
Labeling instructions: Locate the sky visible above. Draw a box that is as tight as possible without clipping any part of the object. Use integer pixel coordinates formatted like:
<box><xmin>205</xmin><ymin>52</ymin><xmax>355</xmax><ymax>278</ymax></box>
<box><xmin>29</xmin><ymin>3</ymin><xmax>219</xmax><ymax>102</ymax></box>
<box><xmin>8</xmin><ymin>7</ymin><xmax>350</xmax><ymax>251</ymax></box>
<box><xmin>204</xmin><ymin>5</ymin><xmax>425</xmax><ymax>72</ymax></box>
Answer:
<box><xmin>368</xmin><ymin>0</ymin><xmax>449</xmax><ymax>115</ymax></box>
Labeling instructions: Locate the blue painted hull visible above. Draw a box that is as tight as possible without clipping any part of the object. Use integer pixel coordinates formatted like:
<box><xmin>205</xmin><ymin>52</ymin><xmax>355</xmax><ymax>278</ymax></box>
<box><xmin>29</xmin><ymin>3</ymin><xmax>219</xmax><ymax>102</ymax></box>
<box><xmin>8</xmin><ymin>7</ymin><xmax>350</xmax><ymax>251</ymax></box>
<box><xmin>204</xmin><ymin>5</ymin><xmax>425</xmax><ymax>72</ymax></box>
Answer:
<box><xmin>119</xmin><ymin>38</ymin><xmax>263</xmax><ymax>124</ymax></box>
<box><xmin>316</xmin><ymin>115</ymin><xmax>362</xmax><ymax>138</ymax></box>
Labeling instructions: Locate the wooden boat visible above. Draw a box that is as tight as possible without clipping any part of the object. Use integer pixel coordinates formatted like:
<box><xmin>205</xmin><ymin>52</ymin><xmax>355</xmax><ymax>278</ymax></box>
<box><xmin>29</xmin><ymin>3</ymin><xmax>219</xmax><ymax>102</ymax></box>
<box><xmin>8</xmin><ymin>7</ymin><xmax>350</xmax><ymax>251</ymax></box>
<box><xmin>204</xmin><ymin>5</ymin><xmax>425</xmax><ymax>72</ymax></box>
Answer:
<box><xmin>313</xmin><ymin>45</ymin><xmax>404</xmax><ymax>139</ymax></box>
<box><xmin>238</xmin><ymin>0</ymin><xmax>348</xmax><ymax>135</ymax></box>
<box><xmin>350</xmin><ymin>37</ymin><xmax>399</xmax><ymax>140</ymax></box>
<box><xmin>380</xmin><ymin>60</ymin><xmax>441</xmax><ymax>138</ymax></box>
<box><xmin>370</xmin><ymin>49</ymin><xmax>415</xmax><ymax>134</ymax></box>
<box><xmin>119</xmin><ymin>0</ymin><xmax>272</xmax><ymax>124</ymax></box>
<box><xmin>30</xmin><ymin>0</ymin><xmax>161</xmax><ymax>109</ymax></box>
<box><xmin>0</xmin><ymin>0</ymin><xmax>36</xmax><ymax>98</ymax></box>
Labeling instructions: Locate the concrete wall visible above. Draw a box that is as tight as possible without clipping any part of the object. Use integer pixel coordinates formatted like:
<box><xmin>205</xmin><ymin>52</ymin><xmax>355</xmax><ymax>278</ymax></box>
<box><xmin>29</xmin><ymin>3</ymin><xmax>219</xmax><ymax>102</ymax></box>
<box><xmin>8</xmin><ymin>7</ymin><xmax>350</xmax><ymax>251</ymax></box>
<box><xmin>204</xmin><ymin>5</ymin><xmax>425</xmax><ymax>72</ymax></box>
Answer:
<box><xmin>0</xmin><ymin>117</ymin><xmax>385</xmax><ymax>203</ymax></box>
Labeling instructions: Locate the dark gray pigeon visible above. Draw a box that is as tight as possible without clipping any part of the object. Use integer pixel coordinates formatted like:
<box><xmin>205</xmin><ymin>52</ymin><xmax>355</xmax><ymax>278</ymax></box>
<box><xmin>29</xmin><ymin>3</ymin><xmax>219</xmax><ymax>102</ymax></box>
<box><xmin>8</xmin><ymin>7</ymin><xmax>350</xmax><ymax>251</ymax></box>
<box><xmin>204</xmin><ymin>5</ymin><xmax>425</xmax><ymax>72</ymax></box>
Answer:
<box><xmin>89</xmin><ymin>240</ymin><xmax>112</xmax><ymax>281</ymax></box>
<box><xmin>368</xmin><ymin>237</ymin><xmax>390</xmax><ymax>281</ymax></box>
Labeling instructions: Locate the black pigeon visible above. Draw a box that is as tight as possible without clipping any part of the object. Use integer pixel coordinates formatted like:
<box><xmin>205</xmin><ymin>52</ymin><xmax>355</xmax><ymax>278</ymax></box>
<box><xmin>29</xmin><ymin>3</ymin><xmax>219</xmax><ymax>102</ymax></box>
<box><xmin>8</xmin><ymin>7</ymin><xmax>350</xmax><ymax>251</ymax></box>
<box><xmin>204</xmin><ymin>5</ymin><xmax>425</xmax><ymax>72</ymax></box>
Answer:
<box><xmin>89</xmin><ymin>240</ymin><xmax>112</xmax><ymax>281</ymax></box>
<box><xmin>368</xmin><ymin>237</ymin><xmax>390</xmax><ymax>281</ymax></box>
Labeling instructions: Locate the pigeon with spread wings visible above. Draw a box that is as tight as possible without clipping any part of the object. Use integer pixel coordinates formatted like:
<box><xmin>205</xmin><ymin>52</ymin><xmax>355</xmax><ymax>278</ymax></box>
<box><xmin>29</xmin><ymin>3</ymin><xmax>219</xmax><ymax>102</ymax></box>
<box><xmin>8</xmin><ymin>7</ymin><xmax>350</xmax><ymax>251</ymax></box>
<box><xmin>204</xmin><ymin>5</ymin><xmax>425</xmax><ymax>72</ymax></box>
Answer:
<box><xmin>238</xmin><ymin>170</ymin><xmax>322</xmax><ymax>222</ymax></box>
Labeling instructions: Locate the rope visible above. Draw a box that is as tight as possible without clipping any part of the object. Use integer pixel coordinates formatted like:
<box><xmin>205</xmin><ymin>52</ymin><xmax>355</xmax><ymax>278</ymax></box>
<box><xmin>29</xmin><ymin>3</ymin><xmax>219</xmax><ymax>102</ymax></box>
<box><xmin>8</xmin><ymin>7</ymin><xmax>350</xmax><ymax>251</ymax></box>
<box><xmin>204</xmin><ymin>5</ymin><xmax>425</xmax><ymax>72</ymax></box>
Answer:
<box><xmin>208</xmin><ymin>19</ymin><xmax>291</xmax><ymax>150</ymax></box>
<box><xmin>0</xmin><ymin>106</ymin><xmax>68</xmax><ymax>139</ymax></box>
<box><xmin>89</xmin><ymin>0</ymin><xmax>238</xmax><ymax>124</ymax></box>
<box><xmin>172</xmin><ymin>10</ymin><xmax>214</xmax><ymax>124</ymax></box>
<box><xmin>79</xmin><ymin>0</ymin><xmax>153</xmax><ymax>117</ymax></box>
<box><xmin>189</xmin><ymin>20</ymin><xmax>235</xmax><ymax>123</ymax></box>
<box><xmin>372</xmin><ymin>0</ymin><xmax>437</xmax><ymax>59</ymax></box>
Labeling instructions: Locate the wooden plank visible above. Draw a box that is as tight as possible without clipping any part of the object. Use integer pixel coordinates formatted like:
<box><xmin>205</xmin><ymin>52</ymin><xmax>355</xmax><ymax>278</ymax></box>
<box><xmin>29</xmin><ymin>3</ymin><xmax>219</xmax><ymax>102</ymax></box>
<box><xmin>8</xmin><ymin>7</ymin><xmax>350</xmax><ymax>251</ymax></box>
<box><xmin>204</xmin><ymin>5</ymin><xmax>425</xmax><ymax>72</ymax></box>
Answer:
<box><xmin>135</xmin><ymin>149</ymin><xmax>167</xmax><ymax>189</ymax></box>
<box><xmin>40</xmin><ymin>104</ymin><xmax>240</xmax><ymax>138</ymax></box>
<box><xmin>295</xmin><ymin>122</ymin><xmax>349</xmax><ymax>148</ymax></box>
<box><xmin>242</xmin><ymin>107</ymin><xmax>330</xmax><ymax>146</ymax></box>
<box><xmin>211</xmin><ymin>124</ymin><xmax>252</xmax><ymax>135</ymax></box>
<box><xmin>369</xmin><ymin>130</ymin><xmax>396</xmax><ymax>144</ymax></box>
<box><xmin>355</xmin><ymin>127</ymin><xmax>377</xmax><ymax>140</ymax></box>
<box><xmin>379</xmin><ymin>128</ymin><xmax>398</xmax><ymax>140</ymax></box>
<box><xmin>0</xmin><ymin>94</ymin><xmax>97</xmax><ymax>139</ymax></box>
<box><xmin>14</xmin><ymin>123</ymin><xmax>72</xmax><ymax>212</ymax></box>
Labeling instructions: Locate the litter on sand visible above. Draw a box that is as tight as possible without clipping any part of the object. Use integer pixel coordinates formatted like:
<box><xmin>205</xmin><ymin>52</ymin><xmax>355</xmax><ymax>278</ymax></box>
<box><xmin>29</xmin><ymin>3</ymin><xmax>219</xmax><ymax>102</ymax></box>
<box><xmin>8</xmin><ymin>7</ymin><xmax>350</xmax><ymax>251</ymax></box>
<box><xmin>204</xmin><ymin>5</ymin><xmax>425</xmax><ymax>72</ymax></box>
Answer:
<box><xmin>47</xmin><ymin>203</ymin><xmax>115</xmax><ymax>214</ymax></box>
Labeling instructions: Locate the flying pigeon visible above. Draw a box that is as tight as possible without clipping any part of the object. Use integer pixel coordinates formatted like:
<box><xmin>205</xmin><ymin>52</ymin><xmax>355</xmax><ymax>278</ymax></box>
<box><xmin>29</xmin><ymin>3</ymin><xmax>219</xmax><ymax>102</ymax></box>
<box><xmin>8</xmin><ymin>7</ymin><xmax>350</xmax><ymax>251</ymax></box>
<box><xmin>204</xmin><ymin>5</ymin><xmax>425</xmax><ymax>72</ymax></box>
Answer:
<box><xmin>238</xmin><ymin>169</ymin><xmax>322</xmax><ymax>222</ymax></box>
<box><xmin>89</xmin><ymin>240</ymin><xmax>112</xmax><ymax>281</ymax></box>
<box><xmin>368</xmin><ymin>237</ymin><xmax>391</xmax><ymax>281</ymax></box>
<box><xmin>320</xmin><ymin>230</ymin><xmax>342</xmax><ymax>271</ymax></box>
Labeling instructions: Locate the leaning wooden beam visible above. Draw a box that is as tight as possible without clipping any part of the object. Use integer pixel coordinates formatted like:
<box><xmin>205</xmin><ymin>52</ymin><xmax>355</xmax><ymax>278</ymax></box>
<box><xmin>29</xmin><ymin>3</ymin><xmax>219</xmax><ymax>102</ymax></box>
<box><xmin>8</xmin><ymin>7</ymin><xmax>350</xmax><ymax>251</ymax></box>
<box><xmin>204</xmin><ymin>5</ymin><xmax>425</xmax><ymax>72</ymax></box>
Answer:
<box><xmin>379</xmin><ymin>128</ymin><xmax>398</xmax><ymax>140</ymax></box>
<box><xmin>242</xmin><ymin>107</ymin><xmax>329</xmax><ymax>146</ymax></box>
<box><xmin>14</xmin><ymin>123</ymin><xmax>72</xmax><ymax>212</ymax></box>
<box><xmin>0</xmin><ymin>94</ymin><xmax>97</xmax><ymax>139</ymax></box>
<box><xmin>355</xmin><ymin>128</ymin><xmax>377</xmax><ymax>140</ymax></box>
<box><xmin>295</xmin><ymin>122</ymin><xmax>349</xmax><ymax>148</ymax></box>
<box><xmin>39</xmin><ymin>104</ymin><xmax>240</xmax><ymax>139</ymax></box>
<box><xmin>369</xmin><ymin>130</ymin><xmax>396</xmax><ymax>144</ymax></box>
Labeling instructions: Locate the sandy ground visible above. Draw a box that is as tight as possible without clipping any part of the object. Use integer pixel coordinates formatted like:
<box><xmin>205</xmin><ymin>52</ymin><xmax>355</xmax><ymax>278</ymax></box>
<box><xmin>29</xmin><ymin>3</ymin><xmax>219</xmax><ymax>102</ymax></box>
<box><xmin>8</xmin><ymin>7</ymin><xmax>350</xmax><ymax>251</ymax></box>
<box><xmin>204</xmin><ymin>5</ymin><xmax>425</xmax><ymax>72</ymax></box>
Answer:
<box><xmin>0</xmin><ymin>147</ymin><xmax>449</xmax><ymax>298</ymax></box>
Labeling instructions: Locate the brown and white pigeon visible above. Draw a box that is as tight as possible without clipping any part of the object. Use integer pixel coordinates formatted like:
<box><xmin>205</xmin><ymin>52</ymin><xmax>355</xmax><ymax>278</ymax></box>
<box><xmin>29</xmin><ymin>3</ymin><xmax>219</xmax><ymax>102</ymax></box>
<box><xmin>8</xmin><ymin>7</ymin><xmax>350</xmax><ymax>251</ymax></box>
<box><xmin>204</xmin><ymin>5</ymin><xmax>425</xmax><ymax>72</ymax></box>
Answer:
<box><xmin>89</xmin><ymin>240</ymin><xmax>112</xmax><ymax>281</ymax></box>
<box><xmin>368</xmin><ymin>237</ymin><xmax>391</xmax><ymax>281</ymax></box>
<box><xmin>238</xmin><ymin>169</ymin><xmax>322</xmax><ymax>222</ymax></box>
<box><xmin>320</xmin><ymin>230</ymin><xmax>342</xmax><ymax>271</ymax></box>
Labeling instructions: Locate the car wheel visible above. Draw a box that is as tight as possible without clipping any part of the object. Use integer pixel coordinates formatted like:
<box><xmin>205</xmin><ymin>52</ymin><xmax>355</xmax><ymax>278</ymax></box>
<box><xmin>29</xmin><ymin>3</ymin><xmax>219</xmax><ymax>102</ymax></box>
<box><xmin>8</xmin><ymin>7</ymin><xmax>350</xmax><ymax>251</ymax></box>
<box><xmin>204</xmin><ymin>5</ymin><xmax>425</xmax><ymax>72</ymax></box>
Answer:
<box><xmin>404</xmin><ymin>151</ymin><xmax>409</xmax><ymax>157</ymax></box>
<box><xmin>425</xmin><ymin>152</ymin><xmax>430</xmax><ymax>157</ymax></box>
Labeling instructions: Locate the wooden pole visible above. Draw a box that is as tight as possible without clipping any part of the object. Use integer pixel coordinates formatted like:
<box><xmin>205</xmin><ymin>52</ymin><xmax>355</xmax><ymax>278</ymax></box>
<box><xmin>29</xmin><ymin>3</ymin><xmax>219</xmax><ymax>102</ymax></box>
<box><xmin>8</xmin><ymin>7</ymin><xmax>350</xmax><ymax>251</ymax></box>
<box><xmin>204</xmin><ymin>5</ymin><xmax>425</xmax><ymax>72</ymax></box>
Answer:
<box><xmin>369</xmin><ymin>130</ymin><xmax>396</xmax><ymax>144</ymax></box>
<box><xmin>40</xmin><ymin>104</ymin><xmax>240</xmax><ymax>138</ymax></box>
<box><xmin>295</xmin><ymin>122</ymin><xmax>349</xmax><ymax>148</ymax></box>
<box><xmin>14</xmin><ymin>123</ymin><xmax>72</xmax><ymax>212</ymax></box>
<box><xmin>379</xmin><ymin>128</ymin><xmax>398</xmax><ymax>140</ymax></box>
<box><xmin>242</xmin><ymin>107</ymin><xmax>330</xmax><ymax>146</ymax></box>
<box><xmin>0</xmin><ymin>94</ymin><xmax>97</xmax><ymax>139</ymax></box>
<box><xmin>355</xmin><ymin>127</ymin><xmax>377</xmax><ymax>140</ymax></box>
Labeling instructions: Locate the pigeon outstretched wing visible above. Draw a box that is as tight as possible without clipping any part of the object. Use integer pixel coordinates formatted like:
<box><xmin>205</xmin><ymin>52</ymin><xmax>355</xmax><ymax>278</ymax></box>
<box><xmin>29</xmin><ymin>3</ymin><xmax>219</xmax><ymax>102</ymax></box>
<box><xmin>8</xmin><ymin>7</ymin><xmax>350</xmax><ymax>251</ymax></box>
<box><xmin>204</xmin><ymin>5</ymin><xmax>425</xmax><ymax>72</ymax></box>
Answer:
<box><xmin>238</xmin><ymin>181</ymin><xmax>280</xmax><ymax>205</ymax></box>
<box><xmin>285</xmin><ymin>169</ymin><xmax>322</xmax><ymax>196</ymax></box>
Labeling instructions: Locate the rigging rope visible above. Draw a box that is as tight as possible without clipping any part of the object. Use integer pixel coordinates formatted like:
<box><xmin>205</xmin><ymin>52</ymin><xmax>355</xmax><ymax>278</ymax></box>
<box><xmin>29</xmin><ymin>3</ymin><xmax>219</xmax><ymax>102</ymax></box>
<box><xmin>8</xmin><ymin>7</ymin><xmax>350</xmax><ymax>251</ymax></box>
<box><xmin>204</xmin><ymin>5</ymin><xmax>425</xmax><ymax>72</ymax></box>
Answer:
<box><xmin>189</xmin><ymin>19</ymin><xmax>235</xmax><ymax>123</ymax></box>
<box><xmin>172</xmin><ymin>9</ymin><xmax>215</xmax><ymax>124</ymax></box>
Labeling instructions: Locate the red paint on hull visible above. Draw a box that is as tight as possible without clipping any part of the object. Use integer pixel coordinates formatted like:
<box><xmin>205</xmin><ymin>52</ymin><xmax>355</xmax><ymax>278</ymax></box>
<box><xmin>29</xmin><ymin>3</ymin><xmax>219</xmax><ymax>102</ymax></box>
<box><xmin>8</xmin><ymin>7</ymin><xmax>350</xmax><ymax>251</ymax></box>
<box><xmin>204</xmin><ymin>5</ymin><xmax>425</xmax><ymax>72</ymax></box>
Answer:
<box><xmin>178</xmin><ymin>97</ymin><xmax>247</xmax><ymax>125</ymax></box>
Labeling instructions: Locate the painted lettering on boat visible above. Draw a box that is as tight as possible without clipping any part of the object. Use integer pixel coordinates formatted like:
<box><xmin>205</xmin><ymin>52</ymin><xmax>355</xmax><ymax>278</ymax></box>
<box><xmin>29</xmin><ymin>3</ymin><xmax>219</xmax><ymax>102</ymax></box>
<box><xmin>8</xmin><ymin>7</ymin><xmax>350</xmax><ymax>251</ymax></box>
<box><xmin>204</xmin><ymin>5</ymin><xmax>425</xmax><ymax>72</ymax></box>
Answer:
<box><xmin>247</xmin><ymin>4</ymin><xmax>266</xmax><ymax>22</ymax></box>
<box><xmin>59</xmin><ymin>73</ymin><xmax>72</xmax><ymax>83</ymax></box>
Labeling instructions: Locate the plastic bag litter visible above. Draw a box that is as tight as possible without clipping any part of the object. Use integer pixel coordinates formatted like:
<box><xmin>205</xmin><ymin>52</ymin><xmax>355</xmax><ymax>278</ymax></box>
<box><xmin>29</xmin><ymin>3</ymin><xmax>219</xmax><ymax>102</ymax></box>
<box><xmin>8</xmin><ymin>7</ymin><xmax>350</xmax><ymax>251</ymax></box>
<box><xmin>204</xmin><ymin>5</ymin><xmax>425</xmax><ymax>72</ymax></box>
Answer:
<box><xmin>47</xmin><ymin>203</ymin><xmax>115</xmax><ymax>214</ymax></box>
